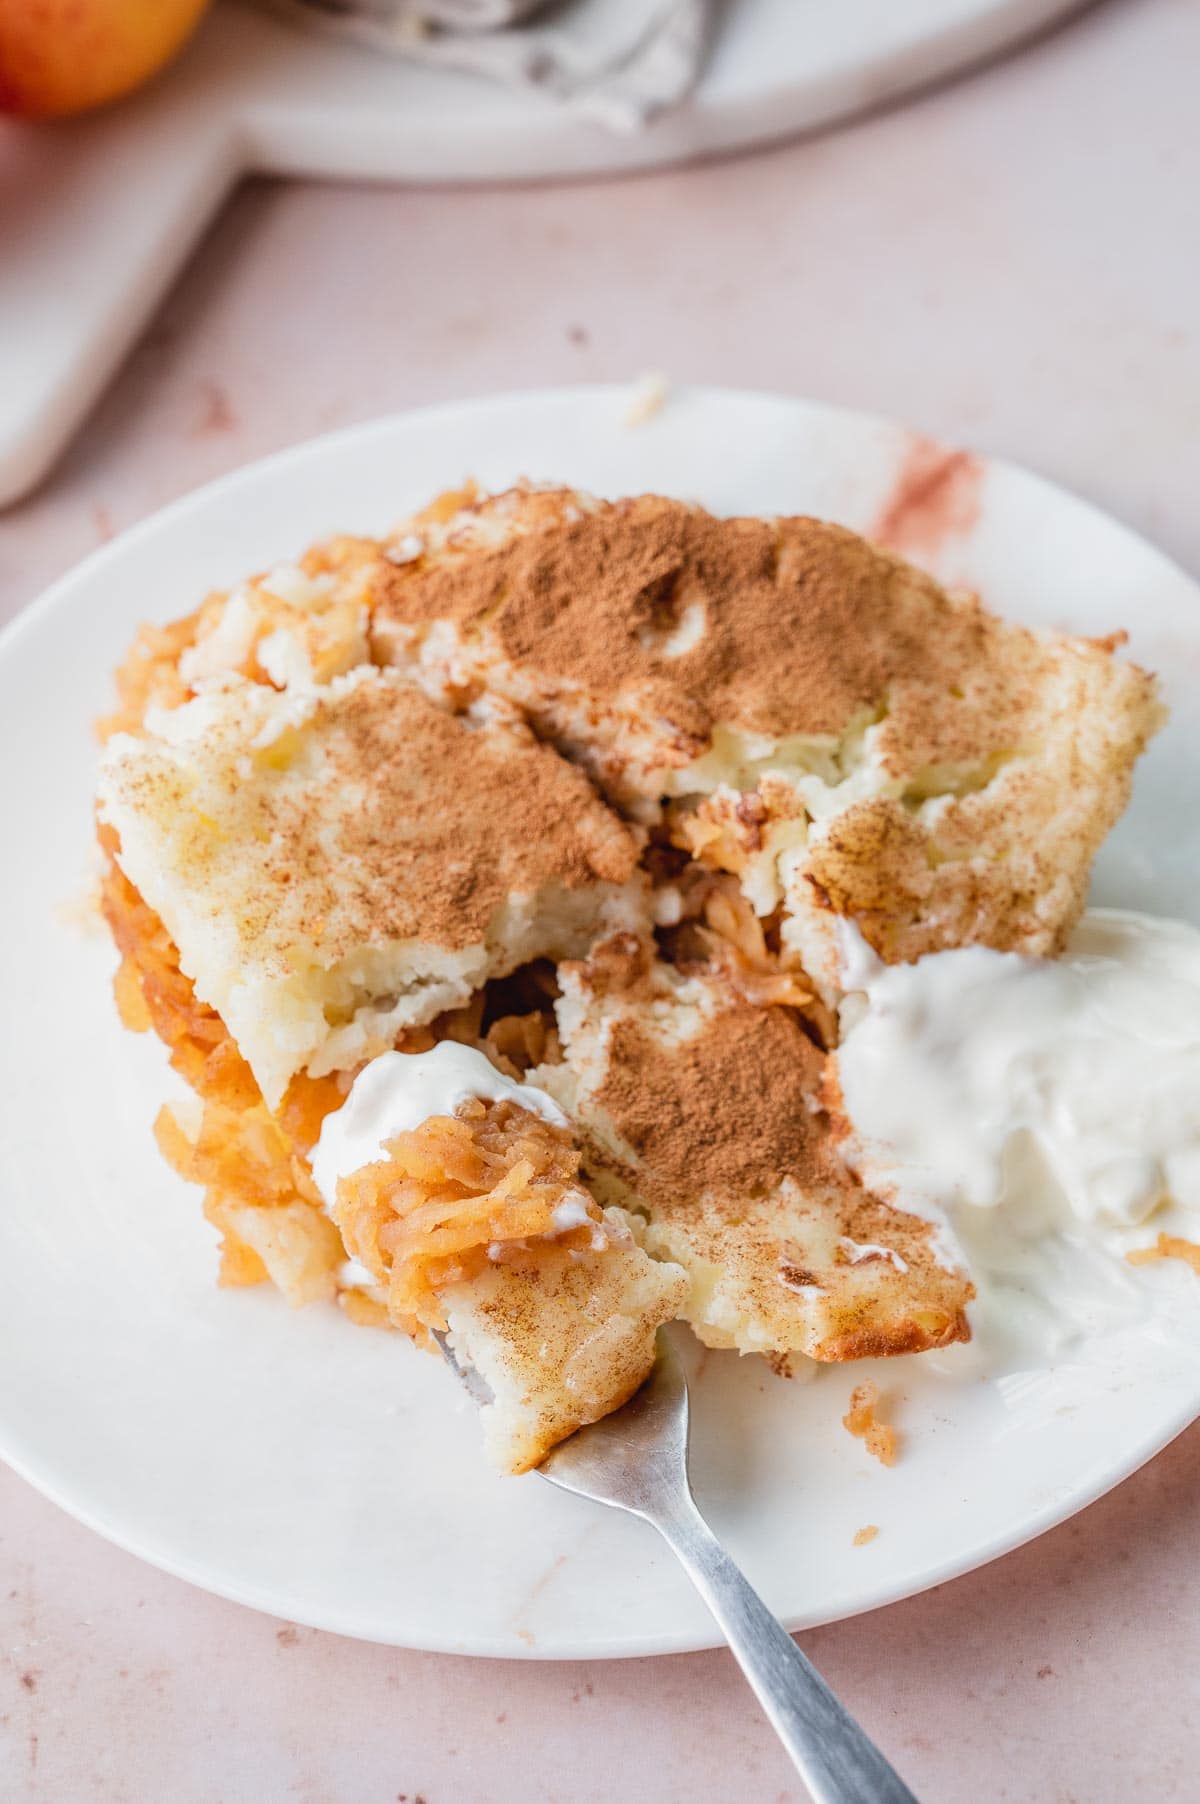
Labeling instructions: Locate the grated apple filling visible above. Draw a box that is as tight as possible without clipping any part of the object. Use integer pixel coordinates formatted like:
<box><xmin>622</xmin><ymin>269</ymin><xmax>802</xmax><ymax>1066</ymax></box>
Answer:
<box><xmin>100</xmin><ymin>828</ymin><xmax>578</xmax><ymax>1314</ymax></box>
<box><xmin>333</xmin><ymin>1099</ymin><xmax>604</xmax><ymax>1339</ymax></box>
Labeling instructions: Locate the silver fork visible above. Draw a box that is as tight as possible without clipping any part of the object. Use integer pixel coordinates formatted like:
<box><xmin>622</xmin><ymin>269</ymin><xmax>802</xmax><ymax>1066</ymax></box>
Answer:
<box><xmin>435</xmin><ymin>1331</ymin><xmax>919</xmax><ymax>1804</ymax></box>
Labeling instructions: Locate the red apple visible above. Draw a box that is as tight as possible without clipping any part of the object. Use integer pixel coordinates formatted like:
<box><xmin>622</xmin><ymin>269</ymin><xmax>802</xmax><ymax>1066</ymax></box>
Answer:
<box><xmin>0</xmin><ymin>0</ymin><xmax>212</xmax><ymax>120</ymax></box>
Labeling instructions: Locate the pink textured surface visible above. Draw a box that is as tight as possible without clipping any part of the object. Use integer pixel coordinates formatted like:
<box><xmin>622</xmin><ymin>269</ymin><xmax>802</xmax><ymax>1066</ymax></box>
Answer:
<box><xmin>2</xmin><ymin>1</ymin><xmax>1199</xmax><ymax>1798</ymax></box>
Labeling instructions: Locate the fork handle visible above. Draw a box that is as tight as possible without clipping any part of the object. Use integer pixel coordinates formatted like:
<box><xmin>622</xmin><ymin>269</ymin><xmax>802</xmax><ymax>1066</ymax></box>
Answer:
<box><xmin>650</xmin><ymin>1499</ymin><xmax>920</xmax><ymax>1804</ymax></box>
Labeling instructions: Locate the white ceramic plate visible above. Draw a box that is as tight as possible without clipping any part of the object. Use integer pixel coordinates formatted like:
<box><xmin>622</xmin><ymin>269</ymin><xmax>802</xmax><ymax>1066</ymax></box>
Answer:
<box><xmin>2</xmin><ymin>387</ymin><xmax>1198</xmax><ymax>1659</ymax></box>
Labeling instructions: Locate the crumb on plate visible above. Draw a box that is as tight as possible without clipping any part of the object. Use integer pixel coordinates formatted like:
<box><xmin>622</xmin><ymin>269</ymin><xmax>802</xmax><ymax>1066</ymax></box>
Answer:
<box><xmin>623</xmin><ymin>371</ymin><xmax>669</xmax><ymax>427</ymax></box>
<box><xmin>1127</xmin><ymin>1232</ymin><xmax>1200</xmax><ymax>1275</ymax></box>
<box><xmin>843</xmin><ymin>1380</ymin><xmax>898</xmax><ymax>1466</ymax></box>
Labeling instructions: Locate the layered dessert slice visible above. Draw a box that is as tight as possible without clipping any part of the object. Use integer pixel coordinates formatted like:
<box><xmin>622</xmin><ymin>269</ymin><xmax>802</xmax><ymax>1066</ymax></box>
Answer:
<box><xmin>534</xmin><ymin>936</ymin><xmax>972</xmax><ymax>1362</ymax></box>
<box><xmin>312</xmin><ymin>1042</ymin><xmax>687</xmax><ymax>1471</ymax></box>
<box><xmin>369</xmin><ymin>486</ymin><xmax>1163</xmax><ymax>995</ymax></box>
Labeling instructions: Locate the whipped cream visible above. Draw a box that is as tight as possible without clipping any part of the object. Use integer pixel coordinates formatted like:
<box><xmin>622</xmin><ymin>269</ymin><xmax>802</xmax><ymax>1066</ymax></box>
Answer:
<box><xmin>835</xmin><ymin>909</ymin><xmax>1200</xmax><ymax>1361</ymax></box>
<box><xmin>311</xmin><ymin>1041</ymin><xmax>568</xmax><ymax>1209</ymax></box>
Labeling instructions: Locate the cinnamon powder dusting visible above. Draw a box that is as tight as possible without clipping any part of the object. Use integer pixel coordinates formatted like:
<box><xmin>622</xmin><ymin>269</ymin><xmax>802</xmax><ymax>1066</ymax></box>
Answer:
<box><xmin>292</xmin><ymin>677</ymin><xmax>638</xmax><ymax>952</ymax></box>
<box><xmin>594</xmin><ymin>1004</ymin><xmax>831</xmax><ymax>1199</ymax></box>
<box><xmin>373</xmin><ymin>496</ymin><xmax>972</xmax><ymax>742</ymax></box>
<box><xmin>107</xmin><ymin>675</ymin><xmax>642</xmax><ymax>962</ymax></box>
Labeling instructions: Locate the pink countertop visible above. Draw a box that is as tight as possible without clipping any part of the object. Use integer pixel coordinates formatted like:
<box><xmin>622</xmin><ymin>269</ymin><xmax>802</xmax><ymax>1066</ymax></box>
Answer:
<box><xmin>3</xmin><ymin>1</ymin><xmax>1199</xmax><ymax>1797</ymax></box>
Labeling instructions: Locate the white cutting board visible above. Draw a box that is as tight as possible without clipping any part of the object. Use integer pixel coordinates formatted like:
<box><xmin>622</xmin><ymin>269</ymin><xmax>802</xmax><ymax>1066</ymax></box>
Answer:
<box><xmin>1</xmin><ymin>0</ymin><xmax>1084</xmax><ymax>508</ymax></box>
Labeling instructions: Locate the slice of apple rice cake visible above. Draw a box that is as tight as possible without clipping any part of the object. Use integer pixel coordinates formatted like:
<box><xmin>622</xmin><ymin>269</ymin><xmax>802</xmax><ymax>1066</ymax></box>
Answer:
<box><xmin>92</xmin><ymin>478</ymin><xmax>1160</xmax><ymax>1471</ymax></box>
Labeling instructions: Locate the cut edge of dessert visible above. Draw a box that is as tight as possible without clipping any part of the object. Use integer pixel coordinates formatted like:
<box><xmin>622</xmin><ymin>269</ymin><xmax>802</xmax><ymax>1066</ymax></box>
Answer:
<box><xmin>533</xmin><ymin>932</ymin><xmax>974</xmax><ymax>1365</ymax></box>
<box><xmin>326</xmin><ymin>1084</ymin><xmax>688</xmax><ymax>1472</ymax></box>
<box><xmin>91</xmin><ymin>479</ymin><xmax>1165</xmax><ymax>1471</ymax></box>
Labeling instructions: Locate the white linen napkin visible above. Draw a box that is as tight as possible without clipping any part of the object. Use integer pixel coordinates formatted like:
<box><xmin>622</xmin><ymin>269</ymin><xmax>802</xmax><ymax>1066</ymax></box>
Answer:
<box><xmin>255</xmin><ymin>0</ymin><xmax>721</xmax><ymax>130</ymax></box>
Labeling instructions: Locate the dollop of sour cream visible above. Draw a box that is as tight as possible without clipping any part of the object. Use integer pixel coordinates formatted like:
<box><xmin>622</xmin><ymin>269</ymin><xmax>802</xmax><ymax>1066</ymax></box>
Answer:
<box><xmin>311</xmin><ymin>1041</ymin><xmax>567</xmax><ymax>1210</ymax></box>
<box><xmin>837</xmin><ymin>909</ymin><xmax>1200</xmax><ymax>1230</ymax></box>
<box><xmin>836</xmin><ymin>909</ymin><xmax>1200</xmax><ymax>1362</ymax></box>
